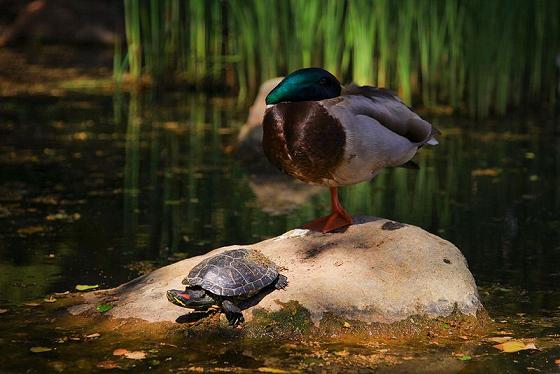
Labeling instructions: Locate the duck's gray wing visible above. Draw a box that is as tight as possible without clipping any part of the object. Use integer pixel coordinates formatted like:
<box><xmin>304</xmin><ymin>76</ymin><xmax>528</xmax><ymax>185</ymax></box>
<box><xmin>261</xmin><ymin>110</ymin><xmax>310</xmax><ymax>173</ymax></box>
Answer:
<box><xmin>341</xmin><ymin>84</ymin><xmax>439</xmax><ymax>145</ymax></box>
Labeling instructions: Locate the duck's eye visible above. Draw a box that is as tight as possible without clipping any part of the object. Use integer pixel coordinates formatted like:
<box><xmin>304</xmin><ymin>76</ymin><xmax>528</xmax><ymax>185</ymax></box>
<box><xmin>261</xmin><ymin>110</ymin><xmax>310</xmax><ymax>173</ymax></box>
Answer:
<box><xmin>319</xmin><ymin>77</ymin><xmax>329</xmax><ymax>86</ymax></box>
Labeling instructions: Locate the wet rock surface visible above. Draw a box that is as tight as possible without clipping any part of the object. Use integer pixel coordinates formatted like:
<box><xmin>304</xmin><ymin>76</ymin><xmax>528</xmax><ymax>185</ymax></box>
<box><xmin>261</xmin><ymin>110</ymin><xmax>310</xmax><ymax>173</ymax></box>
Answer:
<box><xmin>73</xmin><ymin>217</ymin><xmax>485</xmax><ymax>328</ymax></box>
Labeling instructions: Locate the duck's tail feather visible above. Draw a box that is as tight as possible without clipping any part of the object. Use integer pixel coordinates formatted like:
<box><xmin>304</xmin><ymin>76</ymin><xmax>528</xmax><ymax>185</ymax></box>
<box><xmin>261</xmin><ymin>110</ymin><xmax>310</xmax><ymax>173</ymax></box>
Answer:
<box><xmin>425</xmin><ymin>125</ymin><xmax>441</xmax><ymax>146</ymax></box>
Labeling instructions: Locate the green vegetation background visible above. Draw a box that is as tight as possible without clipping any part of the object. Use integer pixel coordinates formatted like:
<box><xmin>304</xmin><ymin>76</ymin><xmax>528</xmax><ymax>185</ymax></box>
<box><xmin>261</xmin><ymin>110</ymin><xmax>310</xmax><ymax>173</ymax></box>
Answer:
<box><xmin>119</xmin><ymin>0</ymin><xmax>560</xmax><ymax>118</ymax></box>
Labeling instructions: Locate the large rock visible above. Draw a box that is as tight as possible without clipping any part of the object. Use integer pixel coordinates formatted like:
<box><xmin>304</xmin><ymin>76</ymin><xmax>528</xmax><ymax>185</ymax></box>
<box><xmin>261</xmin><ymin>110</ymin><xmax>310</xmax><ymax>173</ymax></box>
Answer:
<box><xmin>75</xmin><ymin>217</ymin><xmax>484</xmax><ymax>327</ymax></box>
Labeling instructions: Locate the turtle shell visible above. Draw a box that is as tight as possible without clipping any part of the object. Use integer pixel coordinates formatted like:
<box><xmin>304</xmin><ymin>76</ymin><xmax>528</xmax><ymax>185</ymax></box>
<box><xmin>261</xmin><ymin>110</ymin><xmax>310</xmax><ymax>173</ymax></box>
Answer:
<box><xmin>182</xmin><ymin>248</ymin><xmax>279</xmax><ymax>297</ymax></box>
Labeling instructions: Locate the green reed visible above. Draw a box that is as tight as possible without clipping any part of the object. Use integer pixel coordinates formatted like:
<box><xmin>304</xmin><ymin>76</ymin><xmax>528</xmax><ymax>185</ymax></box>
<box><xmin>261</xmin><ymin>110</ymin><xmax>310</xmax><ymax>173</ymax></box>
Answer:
<box><xmin>120</xmin><ymin>0</ymin><xmax>560</xmax><ymax>118</ymax></box>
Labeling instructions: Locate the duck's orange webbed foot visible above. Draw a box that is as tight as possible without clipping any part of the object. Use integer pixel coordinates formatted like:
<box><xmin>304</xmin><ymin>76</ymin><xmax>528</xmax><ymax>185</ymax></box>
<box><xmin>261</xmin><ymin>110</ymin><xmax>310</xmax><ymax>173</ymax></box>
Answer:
<box><xmin>302</xmin><ymin>187</ymin><xmax>352</xmax><ymax>233</ymax></box>
<box><xmin>303</xmin><ymin>211</ymin><xmax>352</xmax><ymax>233</ymax></box>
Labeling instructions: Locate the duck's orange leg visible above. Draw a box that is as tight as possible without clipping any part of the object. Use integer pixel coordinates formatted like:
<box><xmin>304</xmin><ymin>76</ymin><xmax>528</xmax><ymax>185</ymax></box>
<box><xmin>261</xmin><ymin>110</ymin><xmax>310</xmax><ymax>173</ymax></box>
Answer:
<box><xmin>303</xmin><ymin>187</ymin><xmax>352</xmax><ymax>233</ymax></box>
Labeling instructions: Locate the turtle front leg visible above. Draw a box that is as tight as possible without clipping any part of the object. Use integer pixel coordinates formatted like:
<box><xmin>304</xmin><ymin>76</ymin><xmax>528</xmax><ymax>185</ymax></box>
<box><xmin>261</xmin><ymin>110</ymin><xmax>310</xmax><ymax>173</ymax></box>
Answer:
<box><xmin>221</xmin><ymin>300</ymin><xmax>244</xmax><ymax>326</ymax></box>
<box><xmin>274</xmin><ymin>274</ymin><xmax>289</xmax><ymax>290</ymax></box>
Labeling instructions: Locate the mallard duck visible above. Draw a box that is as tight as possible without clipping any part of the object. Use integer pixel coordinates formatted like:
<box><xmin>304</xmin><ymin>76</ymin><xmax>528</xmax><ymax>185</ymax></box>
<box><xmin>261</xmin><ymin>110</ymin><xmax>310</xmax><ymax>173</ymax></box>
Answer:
<box><xmin>262</xmin><ymin>67</ymin><xmax>439</xmax><ymax>233</ymax></box>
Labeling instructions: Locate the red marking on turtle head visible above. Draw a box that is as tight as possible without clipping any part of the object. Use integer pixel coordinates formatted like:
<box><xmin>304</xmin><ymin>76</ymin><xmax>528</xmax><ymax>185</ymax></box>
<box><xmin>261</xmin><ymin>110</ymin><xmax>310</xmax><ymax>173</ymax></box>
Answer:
<box><xmin>179</xmin><ymin>292</ymin><xmax>190</xmax><ymax>300</ymax></box>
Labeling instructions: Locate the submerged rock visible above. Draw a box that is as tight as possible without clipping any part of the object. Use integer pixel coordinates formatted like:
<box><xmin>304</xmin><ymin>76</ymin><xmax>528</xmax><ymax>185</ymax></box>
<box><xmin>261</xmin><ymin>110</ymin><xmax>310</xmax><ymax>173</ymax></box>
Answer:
<box><xmin>74</xmin><ymin>217</ymin><xmax>485</xmax><ymax>331</ymax></box>
<box><xmin>235</xmin><ymin>77</ymin><xmax>283</xmax><ymax>162</ymax></box>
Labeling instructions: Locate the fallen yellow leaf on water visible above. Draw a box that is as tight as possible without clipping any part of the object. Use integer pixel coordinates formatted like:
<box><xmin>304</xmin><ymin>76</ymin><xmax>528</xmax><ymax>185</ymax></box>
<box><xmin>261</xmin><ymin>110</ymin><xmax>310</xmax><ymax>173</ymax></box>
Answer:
<box><xmin>258</xmin><ymin>368</ymin><xmax>290</xmax><ymax>373</ymax></box>
<box><xmin>113</xmin><ymin>348</ymin><xmax>128</xmax><ymax>356</ymax></box>
<box><xmin>493</xmin><ymin>340</ymin><xmax>537</xmax><ymax>353</ymax></box>
<box><xmin>487</xmin><ymin>336</ymin><xmax>513</xmax><ymax>343</ymax></box>
<box><xmin>124</xmin><ymin>351</ymin><xmax>147</xmax><ymax>360</ymax></box>
<box><xmin>43</xmin><ymin>296</ymin><xmax>57</xmax><ymax>303</ymax></box>
<box><xmin>85</xmin><ymin>333</ymin><xmax>100</xmax><ymax>339</ymax></box>
<box><xmin>75</xmin><ymin>284</ymin><xmax>99</xmax><ymax>291</ymax></box>
<box><xmin>23</xmin><ymin>302</ymin><xmax>40</xmax><ymax>307</ymax></box>
<box><xmin>17</xmin><ymin>226</ymin><xmax>46</xmax><ymax>235</ymax></box>
<box><xmin>343</xmin><ymin>321</ymin><xmax>351</xmax><ymax>328</ymax></box>
<box><xmin>112</xmin><ymin>348</ymin><xmax>146</xmax><ymax>360</ymax></box>
<box><xmin>30</xmin><ymin>347</ymin><xmax>53</xmax><ymax>353</ymax></box>
<box><xmin>495</xmin><ymin>330</ymin><xmax>514</xmax><ymax>335</ymax></box>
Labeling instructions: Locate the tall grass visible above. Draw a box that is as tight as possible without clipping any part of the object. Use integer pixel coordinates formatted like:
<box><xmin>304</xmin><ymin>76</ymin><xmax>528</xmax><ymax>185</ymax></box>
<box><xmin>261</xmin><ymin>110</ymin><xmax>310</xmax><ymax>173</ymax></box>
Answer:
<box><xmin>119</xmin><ymin>0</ymin><xmax>560</xmax><ymax>118</ymax></box>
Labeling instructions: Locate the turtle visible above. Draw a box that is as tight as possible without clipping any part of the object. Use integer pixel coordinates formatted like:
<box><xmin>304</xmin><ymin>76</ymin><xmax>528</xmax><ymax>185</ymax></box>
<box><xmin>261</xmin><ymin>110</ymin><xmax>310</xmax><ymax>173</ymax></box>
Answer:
<box><xmin>166</xmin><ymin>248</ymin><xmax>288</xmax><ymax>325</ymax></box>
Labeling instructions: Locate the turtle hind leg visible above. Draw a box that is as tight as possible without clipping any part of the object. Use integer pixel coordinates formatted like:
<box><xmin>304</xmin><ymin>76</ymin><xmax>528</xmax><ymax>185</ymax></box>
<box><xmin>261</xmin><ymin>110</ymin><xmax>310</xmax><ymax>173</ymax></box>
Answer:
<box><xmin>274</xmin><ymin>274</ymin><xmax>289</xmax><ymax>290</ymax></box>
<box><xmin>221</xmin><ymin>300</ymin><xmax>244</xmax><ymax>326</ymax></box>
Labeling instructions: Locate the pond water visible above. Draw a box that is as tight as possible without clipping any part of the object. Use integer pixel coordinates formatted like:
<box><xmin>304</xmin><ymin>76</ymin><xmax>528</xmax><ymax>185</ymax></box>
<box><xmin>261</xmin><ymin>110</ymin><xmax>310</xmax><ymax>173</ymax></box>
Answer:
<box><xmin>0</xmin><ymin>91</ymin><xmax>559</xmax><ymax>372</ymax></box>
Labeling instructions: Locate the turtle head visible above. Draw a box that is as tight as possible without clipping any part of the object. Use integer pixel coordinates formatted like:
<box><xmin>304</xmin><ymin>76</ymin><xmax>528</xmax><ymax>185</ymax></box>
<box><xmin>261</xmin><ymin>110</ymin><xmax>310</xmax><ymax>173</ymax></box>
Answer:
<box><xmin>166</xmin><ymin>288</ymin><xmax>214</xmax><ymax>310</ymax></box>
<box><xmin>265</xmin><ymin>68</ymin><xmax>341</xmax><ymax>105</ymax></box>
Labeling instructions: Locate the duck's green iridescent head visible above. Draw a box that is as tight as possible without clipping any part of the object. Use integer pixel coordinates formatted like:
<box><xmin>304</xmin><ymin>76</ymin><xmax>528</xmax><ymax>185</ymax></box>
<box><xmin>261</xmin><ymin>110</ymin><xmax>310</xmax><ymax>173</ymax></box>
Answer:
<box><xmin>265</xmin><ymin>68</ymin><xmax>341</xmax><ymax>105</ymax></box>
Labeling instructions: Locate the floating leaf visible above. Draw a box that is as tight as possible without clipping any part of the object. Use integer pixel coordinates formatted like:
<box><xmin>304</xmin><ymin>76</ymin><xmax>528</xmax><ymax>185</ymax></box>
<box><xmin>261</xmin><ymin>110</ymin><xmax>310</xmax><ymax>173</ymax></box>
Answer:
<box><xmin>495</xmin><ymin>330</ymin><xmax>514</xmax><ymax>335</ymax></box>
<box><xmin>124</xmin><ymin>351</ymin><xmax>147</xmax><ymax>360</ymax></box>
<box><xmin>493</xmin><ymin>340</ymin><xmax>537</xmax><ymax>353</ymax></box>
<box><xmin>17</xmin><ymin>226</ymin><xmax>46</xmax><ymax>235</ymax></box>
<box><xmin>23</xmin><ymin>302</ymin><xmax>40</xmax><ymax>307</ymax></box>
<box><xmin>0</xmin><ymin>309</ymin><xmax>7</xmax><ymax>314</ymax></box>
<box><xmin>113</xmin><ymin>348</ymin><xmax>128</xmax><ymax>356</ymax></box>
<box><xmin>85</xmin><ymin>333</ymin><xmax>101</xmax><ymax>339</ymax></box>
<box><xmin>30</xmin><ymin>346</ymin><xmax>53</xmax><ymax>353</ymax></box>
<box><xmin>488</xmin><ymin>336</ymin><xmax>513</xmax><ymax>343</ymax></box>
<box><xmin>343</xmin><ymin>321</ymin><xmax>351</xmax><ymax>328</ymax></box>
<box><xmin>96</xmin><ymin>360</ymin><xmax>120</xmax><ymax>369</ymax></box>
<box><xmin>75</xmin><ymin>284</ymin><xmax>99</xmax><ymax>291</ymax></box>
<box><xmin>54</xmin><ymin>291</ymin><xmax>70</xmax><ymax>297</ymax></box>
<box><xmin>258</xmin><ymin>368</ymin><xmax>290</xmax><ymax>373</ymax></box>
<box><xmin>43</xmin><ymin>296</ymin><xmax>57</xmax><ymax>303</ymax></box>
<box><xmin>96</xmin><ymin>304</ymin><xmax>113</xmax><ymax>313</ymax></box>
<box><xmin>459</xmin><ymin>354</ymin><xmax>472</xmax><ymax>361</ymax></box>
<box><xmin>112</xmin><ymin>348</ymin><xmax>147</xmax><ymax>359</ymax></box>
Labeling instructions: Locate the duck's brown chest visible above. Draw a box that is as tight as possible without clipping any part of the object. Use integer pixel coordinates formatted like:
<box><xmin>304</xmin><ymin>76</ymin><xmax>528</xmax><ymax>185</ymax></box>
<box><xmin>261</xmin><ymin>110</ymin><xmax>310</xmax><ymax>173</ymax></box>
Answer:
<box><xmin>262</xmin><ymin>102</ymin><xmax>346</xmax><ymax>185</ymax></box>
